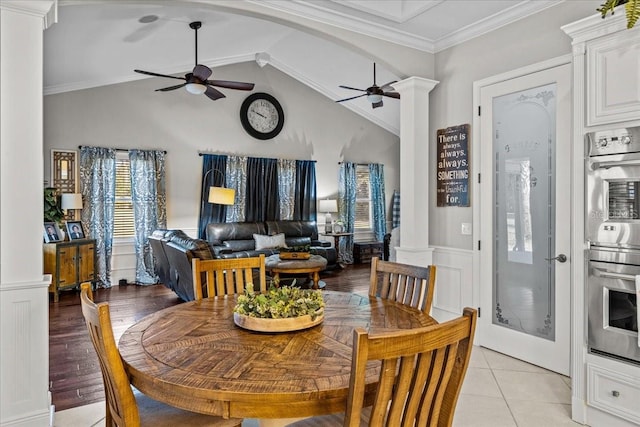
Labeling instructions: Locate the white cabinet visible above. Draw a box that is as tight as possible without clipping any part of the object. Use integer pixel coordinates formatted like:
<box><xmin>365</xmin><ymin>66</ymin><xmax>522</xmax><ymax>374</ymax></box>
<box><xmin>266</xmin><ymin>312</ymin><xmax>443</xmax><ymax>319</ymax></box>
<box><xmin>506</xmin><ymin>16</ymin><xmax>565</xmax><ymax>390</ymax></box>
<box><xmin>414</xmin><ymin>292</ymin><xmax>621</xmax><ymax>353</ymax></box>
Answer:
<box><xmin>587</xmin><ymin>29</ymin><xmax>640</xmax><ymax>125</ymax></box>
<box><xmin>588</xmin><ymin>363</ymin><xmax>640</xmax><ymax>425</ymax></box>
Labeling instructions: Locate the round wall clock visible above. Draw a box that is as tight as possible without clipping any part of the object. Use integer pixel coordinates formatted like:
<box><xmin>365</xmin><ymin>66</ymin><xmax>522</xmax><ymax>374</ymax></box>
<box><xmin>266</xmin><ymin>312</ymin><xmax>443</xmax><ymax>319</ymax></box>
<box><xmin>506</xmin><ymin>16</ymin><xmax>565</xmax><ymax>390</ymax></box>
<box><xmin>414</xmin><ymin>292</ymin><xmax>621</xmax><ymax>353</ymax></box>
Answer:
<box><xmin>239</xmin><ymin>92</ymin><xmax>285</xmax><ymax>140</ymax></box>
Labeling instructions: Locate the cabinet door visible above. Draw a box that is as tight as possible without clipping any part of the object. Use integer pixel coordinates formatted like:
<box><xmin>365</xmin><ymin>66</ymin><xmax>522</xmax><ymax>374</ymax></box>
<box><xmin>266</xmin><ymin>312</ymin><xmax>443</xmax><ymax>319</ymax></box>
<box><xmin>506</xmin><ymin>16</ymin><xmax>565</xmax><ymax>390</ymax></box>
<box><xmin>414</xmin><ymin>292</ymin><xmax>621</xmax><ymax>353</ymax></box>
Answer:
<box><xmin>58</xmin><ymin>245</ymin><xmax>78</xmax><ymax>289</ymax></box>
<box><xmin>587</xmin><ymin>29</ymin><xmax>640</xmax><ymax>125</ymax></box>
<box><xmin>78</xmin><ymin>242</ymin><xmax>95</xmax><ymax>282</ymax></box>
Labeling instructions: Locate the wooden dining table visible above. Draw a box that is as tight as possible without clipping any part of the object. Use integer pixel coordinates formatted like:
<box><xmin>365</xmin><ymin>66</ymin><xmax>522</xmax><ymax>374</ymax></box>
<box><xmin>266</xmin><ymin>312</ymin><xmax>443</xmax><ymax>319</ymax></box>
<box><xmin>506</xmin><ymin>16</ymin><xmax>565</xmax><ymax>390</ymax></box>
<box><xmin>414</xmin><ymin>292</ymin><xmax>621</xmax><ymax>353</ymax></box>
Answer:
<box><xmin>118</xmin><ymin>290</ymin><xmax>436</xmax><ymax>424</ymax></box>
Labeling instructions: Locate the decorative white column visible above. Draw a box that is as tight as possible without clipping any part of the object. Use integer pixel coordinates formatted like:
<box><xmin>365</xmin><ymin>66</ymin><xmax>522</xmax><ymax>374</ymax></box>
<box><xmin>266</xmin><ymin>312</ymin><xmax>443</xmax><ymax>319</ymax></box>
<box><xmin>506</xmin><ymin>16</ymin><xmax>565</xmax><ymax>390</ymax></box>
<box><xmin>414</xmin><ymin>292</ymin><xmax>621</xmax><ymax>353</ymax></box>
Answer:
<box><xmin>1</xmin><ymin>1</ymin><xmax>56</xmax><ymax>426</ymax></box>
<box><xmin>391</xmin><ymin>77</ymin><xmax>438</xmax><ymax>267</ymax></box>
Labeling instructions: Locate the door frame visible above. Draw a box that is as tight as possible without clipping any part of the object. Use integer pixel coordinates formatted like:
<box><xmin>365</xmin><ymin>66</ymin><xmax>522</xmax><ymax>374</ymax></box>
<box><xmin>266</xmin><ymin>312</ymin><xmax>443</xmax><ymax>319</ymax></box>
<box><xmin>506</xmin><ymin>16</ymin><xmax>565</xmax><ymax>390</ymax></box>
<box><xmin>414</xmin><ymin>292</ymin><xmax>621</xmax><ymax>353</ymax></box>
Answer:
<box><xmin>471</xmin><ymin>54</ymin><xmax>573</xmax><ymax>363</ymax></box>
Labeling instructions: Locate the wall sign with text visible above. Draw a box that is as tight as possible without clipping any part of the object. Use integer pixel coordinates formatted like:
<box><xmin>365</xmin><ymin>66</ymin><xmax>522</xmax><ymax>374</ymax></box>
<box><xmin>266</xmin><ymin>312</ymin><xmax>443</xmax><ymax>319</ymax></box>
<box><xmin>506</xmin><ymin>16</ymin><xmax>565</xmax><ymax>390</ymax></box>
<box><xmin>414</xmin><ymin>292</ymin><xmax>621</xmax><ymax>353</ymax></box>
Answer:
<box><xmin>437</xmin><ymin>124</ymin><xmax>470</xmax><ymax>207</ymax></box>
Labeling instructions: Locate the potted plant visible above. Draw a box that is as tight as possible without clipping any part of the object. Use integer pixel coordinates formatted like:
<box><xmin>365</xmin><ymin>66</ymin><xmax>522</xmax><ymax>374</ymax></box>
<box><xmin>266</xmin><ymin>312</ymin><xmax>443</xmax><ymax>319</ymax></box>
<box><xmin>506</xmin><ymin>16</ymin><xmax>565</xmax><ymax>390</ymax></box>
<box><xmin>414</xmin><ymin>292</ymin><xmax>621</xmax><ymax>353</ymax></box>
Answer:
<box><xmin>598</xmin><ymin>0</ymin><xmax>639</xmax><ymax>28</ymax></box>
<box><xmin>44</xmin><ymin>187</ymin><xmax>64</xmax><ymax>225</ymax></box>
<box><xmin>233</xmin><ymin>284</ymin><xmax>325</xmax><ymax>332</ymax></box>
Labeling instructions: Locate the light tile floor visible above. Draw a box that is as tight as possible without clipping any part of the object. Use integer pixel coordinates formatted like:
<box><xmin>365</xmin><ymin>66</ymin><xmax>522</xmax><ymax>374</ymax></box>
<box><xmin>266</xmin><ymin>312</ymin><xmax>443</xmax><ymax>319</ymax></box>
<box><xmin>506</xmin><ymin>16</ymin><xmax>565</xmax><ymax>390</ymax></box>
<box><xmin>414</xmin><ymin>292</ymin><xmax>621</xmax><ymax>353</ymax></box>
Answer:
<box><xmin>53</xmin><ymin>346</ymin><xmax>582</xmax><ymax>426</ymax></box>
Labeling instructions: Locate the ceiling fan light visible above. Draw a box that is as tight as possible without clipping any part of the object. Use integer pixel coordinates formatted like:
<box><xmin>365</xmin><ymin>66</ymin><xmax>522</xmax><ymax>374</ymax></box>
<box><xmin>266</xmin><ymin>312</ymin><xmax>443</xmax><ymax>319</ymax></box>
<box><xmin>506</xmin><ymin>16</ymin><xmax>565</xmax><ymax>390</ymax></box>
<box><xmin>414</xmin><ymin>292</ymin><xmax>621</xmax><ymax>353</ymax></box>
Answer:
<box><xmin>367</xmin><ymin>94</ymin><xmax>383</xmax><ymax>103</ymax></box>
<box><xmin>185</xmin><ymin>83</ymin><xmax>206</xmax><ymax>95</ymax></box>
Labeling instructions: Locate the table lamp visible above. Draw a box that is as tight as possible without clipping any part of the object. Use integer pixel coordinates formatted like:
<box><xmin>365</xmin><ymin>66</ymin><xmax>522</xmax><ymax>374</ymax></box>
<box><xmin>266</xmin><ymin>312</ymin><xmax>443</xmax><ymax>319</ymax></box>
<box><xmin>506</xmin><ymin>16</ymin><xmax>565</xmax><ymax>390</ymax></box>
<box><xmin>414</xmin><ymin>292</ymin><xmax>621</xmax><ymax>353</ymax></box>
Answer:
<box><xmin>319</xmin><ymin>199</ymin><xmax>338</xmax><ymax>233</ymax></box>
<box><xmin>61</xmin><ymin>193</ymin><xmax>83</xmax><ymax>220</ymax></box>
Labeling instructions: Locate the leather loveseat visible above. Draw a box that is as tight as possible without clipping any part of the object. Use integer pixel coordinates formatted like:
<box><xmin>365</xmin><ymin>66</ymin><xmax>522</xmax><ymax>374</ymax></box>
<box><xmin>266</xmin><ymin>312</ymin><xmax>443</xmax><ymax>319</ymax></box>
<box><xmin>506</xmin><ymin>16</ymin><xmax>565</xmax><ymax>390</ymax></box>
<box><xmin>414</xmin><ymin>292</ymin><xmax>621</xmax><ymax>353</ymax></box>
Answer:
<box><xmin>148</xmin><ymin>229</ymin><xmax>215</xmax><ymax>302</ymax></box>
<box><xmin>206</xmin><ymin>220</ymin><xmax>337</xmax><ymax>268</ymax></box>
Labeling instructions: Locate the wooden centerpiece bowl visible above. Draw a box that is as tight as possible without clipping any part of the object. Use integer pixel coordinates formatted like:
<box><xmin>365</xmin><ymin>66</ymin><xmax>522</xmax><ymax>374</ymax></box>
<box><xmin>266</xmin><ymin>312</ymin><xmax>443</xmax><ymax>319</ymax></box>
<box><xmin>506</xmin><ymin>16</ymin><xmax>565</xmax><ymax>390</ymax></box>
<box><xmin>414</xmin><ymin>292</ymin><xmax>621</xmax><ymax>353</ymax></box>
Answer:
<box><xmin>233</xmin><ymin>308</ymin><xmax>324</xmax><ymax>332</ymax></box>
<box><xmin>233</xmin><ymin>284</ymin><xmax>325</xmax><ymax>332</ymax></box>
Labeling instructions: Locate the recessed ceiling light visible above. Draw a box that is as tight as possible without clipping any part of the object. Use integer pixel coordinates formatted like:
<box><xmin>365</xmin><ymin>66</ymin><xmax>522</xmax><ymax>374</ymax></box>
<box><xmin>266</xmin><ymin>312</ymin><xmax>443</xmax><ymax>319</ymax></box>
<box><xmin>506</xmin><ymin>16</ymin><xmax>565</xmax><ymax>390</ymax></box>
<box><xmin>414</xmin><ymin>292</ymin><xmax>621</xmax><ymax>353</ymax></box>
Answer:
<box><xmin>138</xmin><ymin>15</ymin><xmax>159</xmax><ymax>24</ymax></box>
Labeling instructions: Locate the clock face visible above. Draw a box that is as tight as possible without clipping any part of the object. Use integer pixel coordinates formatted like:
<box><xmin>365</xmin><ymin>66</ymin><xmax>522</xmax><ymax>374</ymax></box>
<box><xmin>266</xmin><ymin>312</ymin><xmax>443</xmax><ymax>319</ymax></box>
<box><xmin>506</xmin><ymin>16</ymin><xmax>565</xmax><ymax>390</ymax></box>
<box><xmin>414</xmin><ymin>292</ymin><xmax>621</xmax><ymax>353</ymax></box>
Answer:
<box><xmin>240</xmin><ymin>93</ymin><xmax>284</xmax><ymax>140</ymax></box>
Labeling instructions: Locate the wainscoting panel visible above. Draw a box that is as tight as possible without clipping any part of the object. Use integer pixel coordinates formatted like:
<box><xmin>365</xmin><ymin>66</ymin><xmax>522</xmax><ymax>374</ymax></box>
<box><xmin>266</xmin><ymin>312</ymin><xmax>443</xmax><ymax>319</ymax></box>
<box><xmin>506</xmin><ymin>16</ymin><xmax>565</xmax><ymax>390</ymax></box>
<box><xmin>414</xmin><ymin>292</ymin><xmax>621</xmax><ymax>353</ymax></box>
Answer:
<box><xmin>431</xmin><ymin>246</ymin><xmax>474</xmax><ymax>322</ymax></box>
<box><xmin>0</xmin><ymin>279</ymin><xmax>51</xmax><ymax>426</ymax></box>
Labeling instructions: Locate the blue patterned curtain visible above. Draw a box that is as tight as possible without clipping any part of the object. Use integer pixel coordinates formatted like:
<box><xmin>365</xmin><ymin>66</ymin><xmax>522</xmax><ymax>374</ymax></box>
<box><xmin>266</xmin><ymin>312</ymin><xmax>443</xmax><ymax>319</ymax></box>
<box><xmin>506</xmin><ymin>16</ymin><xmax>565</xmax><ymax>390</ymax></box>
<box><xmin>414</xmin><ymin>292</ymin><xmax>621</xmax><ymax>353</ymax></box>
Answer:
<box><xmin>294</xmin><ymin>160</ymin><xmax>317</xmax><ymax>221</ymax></box>
<box><xmin>79</xmin><ymin>147</ymin><xmax>116</xmax><ymax>287</ymax></box>
<box><xmin>278</xmin><ymin>159</ymin><xmax>296</xmax><ymax>220</ymax></box>
<box><xmin>199</xmin><ymin>154</ymin><xmax>228</xmax><ymax>238</ymax></box>
<box><xmin>338</xmin><ymin>162</ymin><xmax>357</xmax><ymax>264</ymax></box>
<box><xmin>369</xmin><ymin>163</ymin><xmax>387</xmax><ymax>241</ymax></box>
<box><xmin>130</xmin><ymin>150</ymin><xmax>166</xmax><ymax>284</ymax></box>
<box><xmin>226</xmin><ymin>155</ymin><xmax>247</xmax><ymax>223</ymax></box>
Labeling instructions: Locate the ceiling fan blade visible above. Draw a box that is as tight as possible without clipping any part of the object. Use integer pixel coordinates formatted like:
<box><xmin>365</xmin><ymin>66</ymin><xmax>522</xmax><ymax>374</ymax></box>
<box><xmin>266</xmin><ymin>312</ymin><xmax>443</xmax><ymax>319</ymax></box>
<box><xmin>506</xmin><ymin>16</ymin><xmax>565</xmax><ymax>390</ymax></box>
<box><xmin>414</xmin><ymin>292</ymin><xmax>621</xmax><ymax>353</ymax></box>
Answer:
<box><xmin>382</xmin><ymin>91</ymin><xmax>400</xmax><ymax>99</ymax></box>
<box><xmin>192</xmin><ymin>64</ymin><xmax>212</xmax><ymax>81</ymax></box>
<box><xmin>204</xmin><ymin>86</ymin><xmax>226</xmax><ymax>101</ymax></box>
<box><xmin>372</xmin><ymin>100</ymin><xmax>384</xmax><ymax>109</ymax></box>
<box><xmin>380</xmin><ymin>80</ymin><xmax>398</xmax><ymax>90</ymax></box>
<box><xmin>339</xmin><ymin>85</ymin><xmax>367</xmax><ymax>92</ymax></box>
<box><xmin>207</xmin><ymin>80</ymin><xmax>255</xmax><ymax>91</ymax></box>
<box><xmin>134</xmin><ymin>69</ymin><xmax>186</xmax><ymax>81</ymax></box>
<box><xmin>155</xmin><ymin>83</ymin><xmax>187</xmax><ymax>92</ymax></box>
<box><xmin>336</xmin><ymin>94</ymin><xmax>367</xmax><ymax>103</ymax></box>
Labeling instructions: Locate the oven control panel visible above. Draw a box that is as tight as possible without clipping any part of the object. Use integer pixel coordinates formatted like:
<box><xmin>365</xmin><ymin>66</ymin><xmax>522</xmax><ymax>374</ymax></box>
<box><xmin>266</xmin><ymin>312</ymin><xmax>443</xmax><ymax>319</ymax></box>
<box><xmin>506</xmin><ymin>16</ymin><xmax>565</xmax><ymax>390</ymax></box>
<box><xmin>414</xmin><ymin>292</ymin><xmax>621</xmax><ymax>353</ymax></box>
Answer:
<box><xmin>588</xmin><ymin>127</ymin><xmax>640</xmax><ymax>156</ymax></box>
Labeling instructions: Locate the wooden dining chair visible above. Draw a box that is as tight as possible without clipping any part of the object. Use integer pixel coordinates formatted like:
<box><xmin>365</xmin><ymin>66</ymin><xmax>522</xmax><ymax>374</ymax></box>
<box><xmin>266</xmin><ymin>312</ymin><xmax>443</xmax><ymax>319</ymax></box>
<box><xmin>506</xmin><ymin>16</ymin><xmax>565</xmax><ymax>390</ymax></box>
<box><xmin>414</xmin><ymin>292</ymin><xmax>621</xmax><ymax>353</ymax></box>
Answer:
<box><xmin>369</xmin><ymin>256</ymin><xmax>436</xmax><ymax>314</ymax></box>
<box><xmin>79</xmin><ymin>283</ymin><xmax>242</xmax><ymax>427</ymax></box>
<box><xmin>192</xmin><ymin>254</ymin><xmax>267</xmax><ymax>300</ymax></box>
<box><xmin>288</xmin><ymin>307</ymin><xmax>478</xmax><ymax>427</ymax></box>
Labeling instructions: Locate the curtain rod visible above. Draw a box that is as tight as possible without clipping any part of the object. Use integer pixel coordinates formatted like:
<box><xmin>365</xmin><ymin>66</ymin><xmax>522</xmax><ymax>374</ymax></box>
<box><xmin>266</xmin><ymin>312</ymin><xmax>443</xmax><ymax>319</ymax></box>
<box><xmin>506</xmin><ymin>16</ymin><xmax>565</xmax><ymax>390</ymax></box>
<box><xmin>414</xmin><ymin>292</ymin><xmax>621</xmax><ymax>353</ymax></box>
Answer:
<box><xmin>78</xmin><ymin>145</ymin><xmax>167</xmax><ymax>154</ymax></box>
<box><xmin>199</xmin><ymin>152</ymin><xmax>316</xmax><ymax>162</ymax></box>
<box><xmin>338</xmin><ymin>162</ymin><xmax>371</xmax><ymax>166</ymax></box>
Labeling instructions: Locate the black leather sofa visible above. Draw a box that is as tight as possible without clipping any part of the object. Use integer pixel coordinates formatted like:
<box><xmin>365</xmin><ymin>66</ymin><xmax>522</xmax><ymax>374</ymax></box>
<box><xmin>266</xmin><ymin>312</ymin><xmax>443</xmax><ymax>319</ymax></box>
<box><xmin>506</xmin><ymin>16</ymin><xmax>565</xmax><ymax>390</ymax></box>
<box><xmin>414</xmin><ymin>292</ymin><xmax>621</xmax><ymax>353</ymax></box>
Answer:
<box><xmin>149</xmin><ymin>221</ymin><xmax>336</xmax><ymax>301</ymax></box>
<box><xmin>206</xmin><ymin>220</ymin><xmax>337</xmax><ymax>268</ymax></box>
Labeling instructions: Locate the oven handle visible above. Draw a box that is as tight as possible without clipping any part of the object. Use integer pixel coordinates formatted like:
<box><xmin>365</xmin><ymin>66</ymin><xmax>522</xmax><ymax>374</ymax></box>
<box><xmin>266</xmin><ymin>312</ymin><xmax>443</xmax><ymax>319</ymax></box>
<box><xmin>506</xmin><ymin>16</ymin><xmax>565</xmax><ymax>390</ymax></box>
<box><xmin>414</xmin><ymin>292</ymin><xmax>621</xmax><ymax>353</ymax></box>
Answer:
<box><xmin>593</xmin><ymin>269</ymin><xmax>638</xmax><ymax>282</ymax></box>
<box><xmin>592</xmin><ymin>158</ymin><xmax>640</xmax><ymax>169</ymax></box>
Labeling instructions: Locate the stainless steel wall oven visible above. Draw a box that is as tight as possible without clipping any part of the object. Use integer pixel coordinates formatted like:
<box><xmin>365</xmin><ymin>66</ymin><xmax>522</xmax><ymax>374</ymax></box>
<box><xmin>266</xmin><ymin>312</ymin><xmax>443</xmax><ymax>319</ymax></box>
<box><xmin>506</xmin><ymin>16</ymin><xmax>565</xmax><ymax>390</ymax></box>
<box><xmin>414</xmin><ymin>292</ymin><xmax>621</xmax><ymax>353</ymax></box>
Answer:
<box><xmin>587</xmin><ymin>126</ymin><xmax>640</xmax><ymax>365</ymax></box>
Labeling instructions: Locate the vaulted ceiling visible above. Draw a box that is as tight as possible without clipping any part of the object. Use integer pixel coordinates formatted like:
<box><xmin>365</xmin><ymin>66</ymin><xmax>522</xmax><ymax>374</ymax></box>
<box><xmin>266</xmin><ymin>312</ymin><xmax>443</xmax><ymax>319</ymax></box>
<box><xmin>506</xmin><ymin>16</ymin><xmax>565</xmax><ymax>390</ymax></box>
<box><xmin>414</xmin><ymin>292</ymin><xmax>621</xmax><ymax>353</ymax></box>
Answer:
<box><xmin>44</xmin><ymin>1</ymin><xmax>562</xmax><ymax>135</ymax></box>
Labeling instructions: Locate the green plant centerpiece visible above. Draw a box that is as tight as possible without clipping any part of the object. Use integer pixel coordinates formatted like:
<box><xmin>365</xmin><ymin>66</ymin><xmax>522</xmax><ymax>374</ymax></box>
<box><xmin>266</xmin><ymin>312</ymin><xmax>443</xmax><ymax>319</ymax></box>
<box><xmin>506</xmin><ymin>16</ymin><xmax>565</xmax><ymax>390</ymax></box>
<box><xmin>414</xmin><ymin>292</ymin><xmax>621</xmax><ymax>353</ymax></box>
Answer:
<box><xmin>233</xmin><ymin>284</ymin><xmax>325</xmax><ymax>332</ymax></box>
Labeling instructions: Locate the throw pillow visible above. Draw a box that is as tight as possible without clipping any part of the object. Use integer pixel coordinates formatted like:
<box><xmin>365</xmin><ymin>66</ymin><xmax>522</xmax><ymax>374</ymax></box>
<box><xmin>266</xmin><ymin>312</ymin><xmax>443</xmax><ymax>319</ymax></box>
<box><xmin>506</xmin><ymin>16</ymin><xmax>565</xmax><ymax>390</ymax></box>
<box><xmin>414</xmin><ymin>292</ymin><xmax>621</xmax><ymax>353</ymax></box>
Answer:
<box><xmin>254</xmin><ymin>233</ymin><xmax>287</xmax><ymax>250</ymax></box>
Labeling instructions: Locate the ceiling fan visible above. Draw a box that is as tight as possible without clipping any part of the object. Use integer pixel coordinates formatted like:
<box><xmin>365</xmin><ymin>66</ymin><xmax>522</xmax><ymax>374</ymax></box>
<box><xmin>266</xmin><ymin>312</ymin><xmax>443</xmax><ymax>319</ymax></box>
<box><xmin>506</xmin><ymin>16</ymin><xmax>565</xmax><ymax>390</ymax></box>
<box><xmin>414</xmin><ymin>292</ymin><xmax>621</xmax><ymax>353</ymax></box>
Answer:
<box><xmin>336</xmin><ymin>63</ymin><xmax>399</xmax><ymax>109</ymax></box>
<box><xmin>134</xmin><ymin>21</ymin><xmax>255</xmax><ymax>101</ymax></box>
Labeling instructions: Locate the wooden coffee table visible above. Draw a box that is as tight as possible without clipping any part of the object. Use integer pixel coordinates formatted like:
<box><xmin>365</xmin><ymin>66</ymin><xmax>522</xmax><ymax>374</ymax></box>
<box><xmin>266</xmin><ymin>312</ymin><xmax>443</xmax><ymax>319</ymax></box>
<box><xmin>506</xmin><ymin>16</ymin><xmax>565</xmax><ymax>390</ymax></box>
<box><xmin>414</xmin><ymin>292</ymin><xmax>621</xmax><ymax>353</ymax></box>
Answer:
<box><xmin>265</xmin><ymin>254</ymin><xmax>327</xmax><ymax>289</ymax></box>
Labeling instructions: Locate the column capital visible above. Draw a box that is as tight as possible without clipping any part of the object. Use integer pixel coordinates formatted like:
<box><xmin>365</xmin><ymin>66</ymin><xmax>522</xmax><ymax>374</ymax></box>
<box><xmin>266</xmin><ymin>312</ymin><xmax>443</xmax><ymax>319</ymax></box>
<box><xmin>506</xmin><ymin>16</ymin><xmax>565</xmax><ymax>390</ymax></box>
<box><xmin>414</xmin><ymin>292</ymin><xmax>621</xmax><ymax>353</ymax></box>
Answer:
<box><xmin>392</xmin><ymin>76</ymin><xmax>439</xmax><ymax>95</ymax></box>
<box><xmin>0</xmin><ymin>0</ymin><xmax>57</xmax><ymax>29</ymax></box>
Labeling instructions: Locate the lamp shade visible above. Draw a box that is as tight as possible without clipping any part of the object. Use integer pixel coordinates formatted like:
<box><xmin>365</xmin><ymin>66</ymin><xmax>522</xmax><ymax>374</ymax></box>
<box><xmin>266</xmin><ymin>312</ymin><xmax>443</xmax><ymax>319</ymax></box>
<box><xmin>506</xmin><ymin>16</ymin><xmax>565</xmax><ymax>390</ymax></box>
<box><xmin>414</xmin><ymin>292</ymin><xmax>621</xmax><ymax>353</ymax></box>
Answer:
<box><xmin>61</xmin><ymin>193</ymin><xmax>83</xmax><ymax>210</ymax></box>
<box><xmin>319</xmin><ymin>199</ymin><xmax>338</xmax><ymax>213</ymax></box>
<box><xmin>208</xmin><ymin>187</ymin><xmax>235</xmax><ymax>205</ymax></box>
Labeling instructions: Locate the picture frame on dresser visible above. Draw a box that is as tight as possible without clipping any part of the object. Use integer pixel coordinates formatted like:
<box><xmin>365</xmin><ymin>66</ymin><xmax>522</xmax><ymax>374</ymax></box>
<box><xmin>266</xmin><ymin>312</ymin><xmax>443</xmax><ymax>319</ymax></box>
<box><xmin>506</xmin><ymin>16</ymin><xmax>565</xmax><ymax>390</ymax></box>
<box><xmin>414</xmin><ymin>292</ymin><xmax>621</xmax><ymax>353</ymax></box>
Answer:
<box><xmin>44</xmin><ymin>222</ymin><xmax>62</xmax><ymax>243</ymax></box>
<box><xmin>66</xmin><ymin>221</ymin><xmax>85</xmax><ymax>240</ymax></box>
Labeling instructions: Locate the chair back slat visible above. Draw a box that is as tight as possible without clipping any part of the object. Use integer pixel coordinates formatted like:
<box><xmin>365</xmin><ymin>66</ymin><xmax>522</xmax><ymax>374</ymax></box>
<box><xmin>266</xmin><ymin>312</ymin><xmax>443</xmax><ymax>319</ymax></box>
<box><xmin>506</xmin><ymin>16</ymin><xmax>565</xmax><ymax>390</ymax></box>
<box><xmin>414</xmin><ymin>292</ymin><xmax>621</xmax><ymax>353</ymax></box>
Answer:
<box><xmin>369</xmin><ymin>257</ymin><xmax>436</xmax><ymax>314</ymax></box>
<box><xmin>193</xmin><ymin>255</ymin><xmax>267</xmax><ymax>299</ymax></box>
<box><xmin>344</xmin><ymin>308</ymin><xmax>477</xmax><ymax>427</ymax></box>
<box><xmin>79</xmin><ymin>283</ymin><xmax>140</xmax><ymax>427</ymax></box>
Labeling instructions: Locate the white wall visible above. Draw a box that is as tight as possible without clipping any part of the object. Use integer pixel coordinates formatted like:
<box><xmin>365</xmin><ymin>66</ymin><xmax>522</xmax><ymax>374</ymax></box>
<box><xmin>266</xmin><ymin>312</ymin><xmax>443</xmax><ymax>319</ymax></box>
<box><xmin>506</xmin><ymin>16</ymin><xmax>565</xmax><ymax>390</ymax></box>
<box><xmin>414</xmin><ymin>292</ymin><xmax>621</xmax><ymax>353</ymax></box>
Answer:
<box><xmin>44</xmin><ymin>61</ymin><xmax>400</xmax><ymax>281</ymax></box>
<box><xmin>429</xmin><ymin>0</ymin><xmax>601</xmax><ymax>249</ymax></box>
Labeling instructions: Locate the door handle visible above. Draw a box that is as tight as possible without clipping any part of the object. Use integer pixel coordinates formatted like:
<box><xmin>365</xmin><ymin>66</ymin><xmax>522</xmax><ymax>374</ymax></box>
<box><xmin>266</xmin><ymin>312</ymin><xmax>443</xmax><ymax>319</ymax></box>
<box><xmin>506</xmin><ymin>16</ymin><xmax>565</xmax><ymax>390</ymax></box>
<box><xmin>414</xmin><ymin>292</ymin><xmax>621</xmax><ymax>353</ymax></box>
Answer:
<box><xmin>546</xmin><ymin>254</ymin><xmax>567</xmax><ymax>263</ymax></box>
<box><xmin>594</xmin><ymin>270</ymin><xmax>637</xmax><ymax>281</ymax></box>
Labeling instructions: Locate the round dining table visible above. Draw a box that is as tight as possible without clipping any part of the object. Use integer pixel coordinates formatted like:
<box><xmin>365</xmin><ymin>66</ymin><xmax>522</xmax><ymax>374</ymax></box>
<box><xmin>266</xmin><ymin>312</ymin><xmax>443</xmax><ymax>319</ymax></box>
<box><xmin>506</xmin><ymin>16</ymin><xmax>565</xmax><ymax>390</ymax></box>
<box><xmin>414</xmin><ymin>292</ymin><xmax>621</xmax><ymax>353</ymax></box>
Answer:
<box><xmin>118</xmin><ymin>290</ymin><xmax>436</xmax><ymax>422</ymax></box>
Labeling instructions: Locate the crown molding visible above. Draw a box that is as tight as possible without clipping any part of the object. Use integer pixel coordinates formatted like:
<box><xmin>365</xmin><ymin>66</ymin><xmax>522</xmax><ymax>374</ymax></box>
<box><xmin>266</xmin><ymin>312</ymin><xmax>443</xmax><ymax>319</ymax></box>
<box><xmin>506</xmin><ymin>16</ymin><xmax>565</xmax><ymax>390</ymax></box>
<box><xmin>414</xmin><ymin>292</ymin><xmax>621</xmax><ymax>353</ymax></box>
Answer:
<box><xmin>248</xmin><ymin>0</ymin><xmax>434</xmax><ymax>53</ymax></box>
<box><xmin>328</xmin><ymin>0</ymin><xmax>442</xmax><ymax>24</ymax></box>
<box><xmin>434</xmin><ymin>0</ymin><xmax>563</xmax><ymax>52</ymax></box>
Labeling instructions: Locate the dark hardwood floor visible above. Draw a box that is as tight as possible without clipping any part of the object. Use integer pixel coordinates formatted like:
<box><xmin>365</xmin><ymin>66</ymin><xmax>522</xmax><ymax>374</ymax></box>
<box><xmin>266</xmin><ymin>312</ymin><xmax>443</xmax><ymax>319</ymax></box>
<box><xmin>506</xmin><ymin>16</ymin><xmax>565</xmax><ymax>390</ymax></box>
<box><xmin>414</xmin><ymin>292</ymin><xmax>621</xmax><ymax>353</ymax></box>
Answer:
<box><xmin>49</xmin><ymin>263</ymin><xmax>372</xmax><ymax>411</ymax></box>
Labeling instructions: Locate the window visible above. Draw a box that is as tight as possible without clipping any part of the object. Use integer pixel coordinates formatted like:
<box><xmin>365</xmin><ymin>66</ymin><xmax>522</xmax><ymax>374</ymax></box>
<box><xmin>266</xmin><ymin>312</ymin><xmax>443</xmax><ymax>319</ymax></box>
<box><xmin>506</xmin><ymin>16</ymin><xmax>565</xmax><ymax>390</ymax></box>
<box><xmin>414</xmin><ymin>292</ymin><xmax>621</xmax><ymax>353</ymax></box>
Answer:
<box><xmin>114</xmin><ymin>155</ymin><xmax>135</xmax><ymax>237</ymax></box>
<box><xmin>354</xmin><ymin>165</ymin><xmax>372</xmax><ymax>231</ymax></box>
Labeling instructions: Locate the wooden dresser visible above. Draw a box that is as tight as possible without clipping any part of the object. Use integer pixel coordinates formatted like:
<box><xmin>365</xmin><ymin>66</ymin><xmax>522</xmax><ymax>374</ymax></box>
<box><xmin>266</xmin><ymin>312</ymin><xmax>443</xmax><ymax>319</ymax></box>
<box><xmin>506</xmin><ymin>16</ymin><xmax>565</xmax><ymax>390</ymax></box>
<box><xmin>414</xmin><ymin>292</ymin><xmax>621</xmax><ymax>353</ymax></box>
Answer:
<box><xmin>44</xmin><ymin>239</ymin><xmax>96</xmax><ymax>302</ymax></box>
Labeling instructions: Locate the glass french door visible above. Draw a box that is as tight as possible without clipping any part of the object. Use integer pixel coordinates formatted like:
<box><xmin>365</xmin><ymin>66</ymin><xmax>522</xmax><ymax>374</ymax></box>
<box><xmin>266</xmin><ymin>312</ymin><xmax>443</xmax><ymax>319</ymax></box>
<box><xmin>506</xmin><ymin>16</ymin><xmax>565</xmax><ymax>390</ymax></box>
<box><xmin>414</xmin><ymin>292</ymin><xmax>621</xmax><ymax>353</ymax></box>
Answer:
<box><xmin>479</xmin><ymin>64</ymin><xmax>571</xmax><ymax>375</ymax></box>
